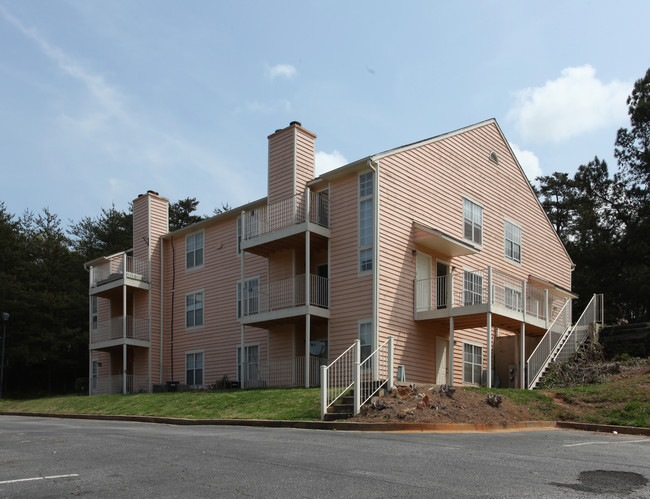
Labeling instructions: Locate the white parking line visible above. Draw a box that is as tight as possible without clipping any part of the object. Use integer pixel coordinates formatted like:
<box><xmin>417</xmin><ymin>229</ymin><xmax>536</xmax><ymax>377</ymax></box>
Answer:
<box><xmin>0</xmin><ymin>474</ymin><xmax>79</xmax><ymax>485</ymax></box>
<box><xmin>564</xmin><ymin>439</ymin><xmax>649</xmax><ymax>447</ymax></box>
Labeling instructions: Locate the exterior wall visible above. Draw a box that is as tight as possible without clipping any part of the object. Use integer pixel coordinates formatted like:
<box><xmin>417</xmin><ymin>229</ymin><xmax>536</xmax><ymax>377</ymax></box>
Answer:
<box><xmin>377</xmin><ymin>120</ymin><xmax>573</xmax><ymax>385</ymax></box>
<box><xmin>267</xmin><ymin>123</ymin><xmax>316</xmax><ymax>204</ymax></box>
<box><xmin>328</xmin><ymin>173</ymin><xmax>373</xmax><ymax>358</ymax></box>
<box><xmin>161</xmin><ymin>212</ymin><xmax>268</xmax><ymax>386</ymax></box>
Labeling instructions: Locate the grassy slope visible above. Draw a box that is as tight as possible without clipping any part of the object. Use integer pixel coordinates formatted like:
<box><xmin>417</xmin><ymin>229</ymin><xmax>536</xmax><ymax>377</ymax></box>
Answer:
<box><xmin>0</xmin><ymin>368</ymin><xmax>647</xmax><ymax>427</ymax></box>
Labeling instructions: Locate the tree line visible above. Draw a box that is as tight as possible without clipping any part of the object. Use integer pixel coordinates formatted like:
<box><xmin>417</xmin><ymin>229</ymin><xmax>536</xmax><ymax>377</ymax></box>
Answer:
<box><xmin>1</xmin><ymin>68</ymin><xmax>648</xmax><ymax>395</ymax></box>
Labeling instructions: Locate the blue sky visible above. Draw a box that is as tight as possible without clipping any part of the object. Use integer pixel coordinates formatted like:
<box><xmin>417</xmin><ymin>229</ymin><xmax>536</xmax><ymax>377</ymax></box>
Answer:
<box><xmin>1</xmin><ymin>1</ymin><xmax>648</xmax><ymax>225</ymax></box>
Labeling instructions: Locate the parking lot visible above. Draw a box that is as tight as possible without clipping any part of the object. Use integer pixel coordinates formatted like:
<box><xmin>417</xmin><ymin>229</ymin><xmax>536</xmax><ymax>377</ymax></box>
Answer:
<box><xmin>1</xmin><ymin>416</ymin><xmax>648</xmax><ymax>497</ymax></box>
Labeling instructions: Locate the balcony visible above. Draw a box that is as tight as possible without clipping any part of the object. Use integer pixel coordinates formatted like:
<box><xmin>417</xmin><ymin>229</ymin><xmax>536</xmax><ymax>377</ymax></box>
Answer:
<box><xmin>90</xmin><ymin>374</ymin><xmax>149</xmax><ymax>395</ymax></box>
<box><xmin>89</xmin><ymin>252</ymin><xmax>150</xmax><ymax>294</ymax></box>
<box><xmin>239</xmin><ymin>274</ymin><xmax>330</xmax><ymax>326</ymax></box>
<box><xmin>241</xmin><ymin>191</ymin><xmax>330</xmax><ymax>255</ymax></box>
<box><xmin>90</xmin><ymin>315</ymin><xmax>150</xmax><ymax>349</ymax></box>
<box><xmin>414</xmin><ymin>266</ymin><xmax>569</xmax><ymax>334</ymax></box>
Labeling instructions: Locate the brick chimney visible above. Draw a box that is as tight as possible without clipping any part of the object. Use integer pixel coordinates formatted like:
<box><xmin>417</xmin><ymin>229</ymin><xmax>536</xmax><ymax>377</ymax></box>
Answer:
<box><xmin>267</xmin><ymin>121</ymin><xmax>316</xmax><ymax>204</ymax></box>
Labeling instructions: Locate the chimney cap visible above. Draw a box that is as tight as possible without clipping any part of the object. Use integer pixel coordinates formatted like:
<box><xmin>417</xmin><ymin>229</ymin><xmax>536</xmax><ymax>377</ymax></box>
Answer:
<box><xmin>289</xmin><ymin>121</ymin><xmax>302</xmax><ymax>127</ymax></box>
<box><xmin>147</xmin><ymin>190</ymin><xmax>159</xmax><ymax>196</ymax></box>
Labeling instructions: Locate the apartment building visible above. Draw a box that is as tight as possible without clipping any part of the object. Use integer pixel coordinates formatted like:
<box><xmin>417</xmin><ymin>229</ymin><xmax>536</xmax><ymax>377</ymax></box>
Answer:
<box><xmin>86</xmin><ymin>119</ymin><xmax>576</xmax><ymax>395</ymax></box>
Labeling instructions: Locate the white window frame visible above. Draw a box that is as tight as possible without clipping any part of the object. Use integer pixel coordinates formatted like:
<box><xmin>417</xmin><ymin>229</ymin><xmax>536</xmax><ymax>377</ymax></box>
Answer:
<box><xmin>91</xmin><ymin>296</ymin><xmax>98</xmax><ymax>330</ymax></box>
<box><xmin>463</xmin><ymin>270</ymin><xmax>484</xmax><ymax>306</ymax></box>
<box><xmin>186</xmin><ymin>230</ymin><xmax>204</xmax><ymax>270</ymax></box>
<box><xmin>358</xmin><ymin>172</ymin><xmax>374</xmax><ymax>274</ymax></box>
<box><xmin>463</xmin><ymin>197</ymin><xmax>483</xmax><ymax>246</ymax></box>
<box><xmin>236</xmin><ymin>343</ymin><xmax>260</xmax><ymax>383</ymax></box>
<box><xmin>358</xmin><ymin>319</ymin><xmax>373</xmax><ymax>370</ymax></box>
<box><xmin>185</xmin><ymin>290</ymin><xmax>204</xmax><ymax>329</ymax></box>
<box><xmin>237</xmin><ymin>277</ymin><xmax>260</xmax><ymax>318</ymax></box>
<box><xmin>185</xmin><ymin>350</ymin><xmax>204</xmax><ymax>388</ymax></box>
<box><xmin>463</xmin><ymin>341</ymin><xmax>483</xmax><ymax>385</ymax></box>
<box><xmin>504</xmin><ymin>219</ymin><xmax>522</xmax><ymax>264</ymax></box>
<box><xmin>504</xmin><ymin>285</ymin><xmax>523</xmax><ymax>312</ymax></box>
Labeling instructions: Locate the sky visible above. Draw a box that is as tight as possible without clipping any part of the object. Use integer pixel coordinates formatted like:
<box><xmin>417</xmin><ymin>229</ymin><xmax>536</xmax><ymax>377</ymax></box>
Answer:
<box><xmin>1</xmin><ymin>1</ymin><xmax>648</xmax><ymax>226</ymax></box>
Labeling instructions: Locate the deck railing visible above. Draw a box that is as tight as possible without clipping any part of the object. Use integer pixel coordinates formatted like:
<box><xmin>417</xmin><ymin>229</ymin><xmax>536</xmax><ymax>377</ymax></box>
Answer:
<box><xmin>415</xmin><ymin>266</ymin><xmax>566</xmax><ymax>324</ymax></box>
<box><xmin>321</xmin><ymin>337</ymin><xmax>393</xmax><ymax>419</ymax></box>
<box><xmin>246</xmin><ymin>356</ymin><xmax>326</xmax><ymax>388</ymax></box>
<box><xmin>90</xmin><ymin>374</ymin><xmax>149</xmax><ymax>395</ymax></box>
<box><xmin>91</xmin><ymin>253</ymin><xmax>149</xmax><ymax>287</ymax></box>
<box><xmin>241</xmin><ymin>274</ymin><xmax>328</xmax><ymax>317</ymax></box>
<box><xmin>555</xmin><ymin>294</ymin><xmax>604</xmax><ymax>364</ymax></box>
<box><xmin>90</xmin><ymin>316</ymin><xmax>150</xmax><ymax>344</ymax></box>
<box><xmin>526</xmin><ymin>298</ymin><xmax>572</xmax><ymax>389</ymax></box>
<box><xmin>242</xmin><ymin>190</ymin><xmax>329</xmax><ymax>241</ymax></box>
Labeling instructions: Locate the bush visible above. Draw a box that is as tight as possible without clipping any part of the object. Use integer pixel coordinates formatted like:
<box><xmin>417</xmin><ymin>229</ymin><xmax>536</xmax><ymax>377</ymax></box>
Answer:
<box><xmin>209</xmin><ymin>374</ymin><xmax>232</xmax><ymax>390</ymax></box>
<box><xmin>74</xmin><ymin>377</ymin><xmax>88</xmax><ymax>394</ymax></box>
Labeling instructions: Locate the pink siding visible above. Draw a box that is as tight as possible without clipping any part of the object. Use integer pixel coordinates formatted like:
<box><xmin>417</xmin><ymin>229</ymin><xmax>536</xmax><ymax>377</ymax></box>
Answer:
<box><xmin>161</xmin><ymin>212</ymin><xmax>268</xmax><ymax>386</ymax></box>
<box><xmin>329</xmin><ymin>174</ymin><xmax>373</xmax><ymax>358</ymax></box>
<box><xmin>295</xmin><ymin>126</ymin><xmax>316</xmax><ymax>192</ymax></box>
<box><xmin>268</xmin><ymin>127</ymin><xmax>296</xmax><ymax>204</ymax></box>
<box><xmin>377</xmin><ymin>120</ymin><xmax>572</xmax><ymax>385</ymax></box>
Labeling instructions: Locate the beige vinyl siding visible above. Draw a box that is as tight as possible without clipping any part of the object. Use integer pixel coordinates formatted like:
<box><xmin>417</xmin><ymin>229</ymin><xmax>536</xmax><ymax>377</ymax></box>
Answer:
<box><xmin>148</xmin><ymin>195</ymin><xmax>168</xmax><ymax>383</ymax></box>
<box><xmin>377</xmin><ymin>121</ymin><xmax>572</xmax><ymax>384</ymax></box>
<box><xmin>328</xmin><ymin>174</ymin><xmax>373</xmax><ymax>358</ymax></box>
<box><xmin>162</xmin><ymin>215</ymin><xmax>268</xmax><ymax>384</ymax></box>
<box><xmin>295</xmin><ymin>127</ymin><xmax>316</xmax><ymax>192</ymax></box>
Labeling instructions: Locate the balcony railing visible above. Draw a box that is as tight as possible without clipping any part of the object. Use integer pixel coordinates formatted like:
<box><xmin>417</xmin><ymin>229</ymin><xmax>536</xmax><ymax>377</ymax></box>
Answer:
<box><xmin>90</xmin><ymin>316</ymin><xmax>150</xmax><ymax>344</ymax></box>
<box><xmin>240</xmin><ymin>274</ymin><xmax>329</xmax><ymax>317</ymax></box>
<box><xmin>90</xmin><ymin>374</ymin><xmax>149</xmax><ymax>395</ymax></box>
<box><xmin>241</xmin><ymin>356</ymin><xmax>327</xmax><ymax>388</ymax></box>
<box><xmin>415</xmin><ymin>266</ymin><xmax>567</xmax><ymax>324</ymax></box>
<box><xmin>242</xmin><ymin>190</ymin><xmax>329</xmax><ymax>241</ymax></box>
<box><xmin>91</xmin><ymin>253</ymin><xmax>149</xmax><ymax>287</ymax></box>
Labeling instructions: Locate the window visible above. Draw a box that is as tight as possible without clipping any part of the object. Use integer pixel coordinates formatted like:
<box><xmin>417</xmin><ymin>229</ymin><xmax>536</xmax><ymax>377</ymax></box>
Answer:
<box><xmin>186</xmin><ymin>231</ymin><xmax>204</xmax><ymax>269</ymax></box>
<box><xmin>504</xmin><ymin>220</ymin><xmax>521</xmax><ymax>263</ymax></box>
<box><xmin>186</xmin><ymin>291</ymin><xmax>204</xmax><ymax>328</ymax></box>
<box><xmin>237</xmin><ymin>278</ymin><xmax>260</xmax><ymax>317</ymax></box>
<box><xmin>463</xmin><ymin>271</ymin><xmax>483</xmax><ymax>306</ymax></box>
<box><xmin>186</xmin><ymin>351</ymin><xmax>204</xmax><ymax>387</ymax></box>
<box><xmin>359</xmin><ymin>172</ymin><xmax>374</xmax><ymax>273</ymax></box>
<box><xmin>359</xmin><ymin>320</ymin><xmax>373</xmax><ymax>368</ymax></box>
<box><xmin>505</xmin><ymin>286</ymin><xmax>522</xmax><ymax>312</ymax></box>
<box><xmin>463</xmin><ymin>343</ymin><xmax>483</xmax><ymax>385</ymax></box>
<box><xmin>91</xmin><ymin>296</ymin><xmax>98</xmax><ymax>330</ymax></box>
<box><xmin>237</xmin><ymin>344</ymin><xmax>260</xmax><ymax>383</ymax></box>
<box><xmin>463</xmin><ymin>198</ymin><xmax>482</xmax><ymax>245</ymax></box>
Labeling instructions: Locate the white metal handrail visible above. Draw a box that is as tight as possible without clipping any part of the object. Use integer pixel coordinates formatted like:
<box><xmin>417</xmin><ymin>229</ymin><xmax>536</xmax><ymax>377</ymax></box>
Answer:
<box><xmin>241</xmin><ymin>274</ymin><xmax>329</xmax><ymax>316</ymax></box>
<box><xmin>527</xmin><ymin>298</ymin><xmax>572</xmax><ymax>389</ymax></box>
<box><xmin>90</xmin><ymin>374</ymin><xmax>149</xmax><ymax>395</ymax></box>
<box><xmin>321</xmin><ymin>342</ymin><xmax>357</xmax><ymax>418</ymax></box>
<box><xmin>254</xmin><ymin>356</ymin><xmax>327</xmax><ymax>388</ymax></box>
<box><xmin>556</xmin><ymin>294</ymin><xmax>604</xmax><ymax>363</ymax></box>
<box><xmin>358</xmin><ymin>337</ymin><xmax>393</xmax><ymax>410</ymax></box>
<box><xmin>91</xmin><ymin>253</ymin><xmax>149</xmax><ymax>286</ymax></box>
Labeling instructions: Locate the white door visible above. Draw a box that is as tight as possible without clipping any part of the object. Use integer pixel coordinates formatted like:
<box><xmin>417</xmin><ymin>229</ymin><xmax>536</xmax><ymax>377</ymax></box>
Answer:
<box><xmin>415</xmin><ymin>253</ymin><xmax>432</xmax><ymax>311</ymax></box>
<box><xmin>436</xmin><ymin>337</ymin><xmax>449</xmax><ymax>385</ymax></box>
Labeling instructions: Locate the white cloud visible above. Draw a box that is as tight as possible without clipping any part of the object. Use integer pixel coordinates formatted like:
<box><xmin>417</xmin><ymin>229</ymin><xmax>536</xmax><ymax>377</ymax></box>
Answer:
<box><xmin>509</xmin><ymin>143</ymin><xmax>542</xmax><ymax>183</ymax></box>
<box><xmin>315</xmin><ymin>150</ymin><xmax>348</xmax><ymax>176</ymax></box>
<box><xmin>508</xmin><ymin>65</ymin><xmax>630</xmax><ymax>143</ymax></box>
<box><xmin>267</xmin><ymin>63</ymin><xmax>297</xmax><ymax>80</ymax></box>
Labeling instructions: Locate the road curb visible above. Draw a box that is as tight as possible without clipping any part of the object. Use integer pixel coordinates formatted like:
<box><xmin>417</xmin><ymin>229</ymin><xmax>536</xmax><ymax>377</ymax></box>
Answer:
<box><xmin>2</xmin><ymin>412</ymin><xmax>648</xmax><ymax>435</ymax></box>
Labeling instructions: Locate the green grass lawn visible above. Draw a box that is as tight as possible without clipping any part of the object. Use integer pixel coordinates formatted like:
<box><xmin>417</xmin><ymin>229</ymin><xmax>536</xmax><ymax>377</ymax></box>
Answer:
<box><xmin>0</xmin><ymin>388</ymin><xmax>321</xmax><ymax>421</ymax></box>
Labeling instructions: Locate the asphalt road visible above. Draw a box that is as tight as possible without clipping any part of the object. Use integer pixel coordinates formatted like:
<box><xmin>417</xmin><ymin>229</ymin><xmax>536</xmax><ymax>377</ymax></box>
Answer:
<box><xmin>1</xmin><ymin>416</ymin><xmax>649</xmax><ymax>498</ymax></box>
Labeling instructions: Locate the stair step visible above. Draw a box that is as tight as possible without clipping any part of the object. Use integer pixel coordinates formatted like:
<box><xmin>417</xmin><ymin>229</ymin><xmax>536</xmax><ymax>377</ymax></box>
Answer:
<box><xmin>331</xmin><ymin>404</ymin><xmax>353</xmax><ymax>414</ymax></box>
<box><xmin>323</xmin><ymin>412</ymin><xmax>353</xmax><ymax>421</ymax></box>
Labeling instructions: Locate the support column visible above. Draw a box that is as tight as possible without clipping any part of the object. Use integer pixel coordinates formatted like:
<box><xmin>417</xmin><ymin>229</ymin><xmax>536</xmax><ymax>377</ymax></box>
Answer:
<box><xmin>240</xmin><ymin>211</ymin><xmax>246</xmax><ymax>389</ymax></box>
<box><xmin>520</xmin><ymin>322</ymin><xmax>526</xmax><ymax>389</ymax></box>
<box><xmin>305</xmin><ymin>226</ymin><xmax>311</xmax><ymax>388</ymax></box>
<box><xmin>544</xmin><ymin>289</ymin><xmax>549</xmax><ymax>329</ymax></box>
<box><xmin>448</xmin><ymin>317</ymin><xmax>454</xmax><ymax>386</ymax></box>
<box><xmin>122</xmin><ymin>279</ymin><xmax>127</xmax><ymax>395</ymax></box>
<box><xmin>486</xmin><ymin>312</ymin><xmax>492</xmax><ymax>388</ymax></box>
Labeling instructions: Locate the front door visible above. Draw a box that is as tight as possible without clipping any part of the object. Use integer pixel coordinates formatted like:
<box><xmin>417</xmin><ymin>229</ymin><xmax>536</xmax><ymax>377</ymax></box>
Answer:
<box><xmin>415</xmin><ymin>253</ymin><xmax>432</xmax><ymax>311</ymax></box>
<box><xmin>436</xmin><ymin>337</ymin><xmax>449</xmax><ymax>385</ymax></box>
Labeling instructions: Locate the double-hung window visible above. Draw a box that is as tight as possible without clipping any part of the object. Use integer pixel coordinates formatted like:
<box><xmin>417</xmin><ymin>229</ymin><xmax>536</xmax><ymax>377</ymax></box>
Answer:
<box><xmin>237</xmin><ymin>217</ymin><xmax>242</xmax><ymax>254</ymax></box>
<box><xmin>463</xmin><ymin>198</ymin><xmax>482</xmax><ymax>245</ymax></box>
<box><xmin>463</xmin><ymin>342</ymin><xmax>483</xmax><ymax>385</ymax></box>
<box><xmin>504</xmin><ymin>220</ymin><xmax>521</xmax><ymax>263</ymax></box>
<box><xmin>463</xmin><ymin>271</ymin><xmax>483</xmax><ymax>306</ymax></box>
<box><xmin>237</xmin><ymin>278</ymin><xmax>260</xmax><ymax>318</ymax></box>
<box><xmin>359</xmin><ymin>320</ymin><xmax>373</xmax><ymax>369</ymax></box>
<box><xmin>186</xmin><ymin>231</ymin><xmax>204</xmax><ymax>269</ymax></box>
<box><xmin>186</xmin><ymin>351</ymin><xmax>204</xmax><ymax>387</ymax></box>
<box><xmin>186</xmin><ymin>291</ymin><xmax>204</xmax><ymax>328</ymax></box>
<box><xmin>359</xmin><ymin>172</ymin><xmax>374</xmax><ymax>273</ymax></box>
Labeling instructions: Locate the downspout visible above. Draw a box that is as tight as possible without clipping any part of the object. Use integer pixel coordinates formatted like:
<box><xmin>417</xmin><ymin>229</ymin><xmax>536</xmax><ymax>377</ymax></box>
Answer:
<box><xmin>368</xmin><ymin>159</ymin><xmax>380</xmax><ymax>372</ymax></box>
